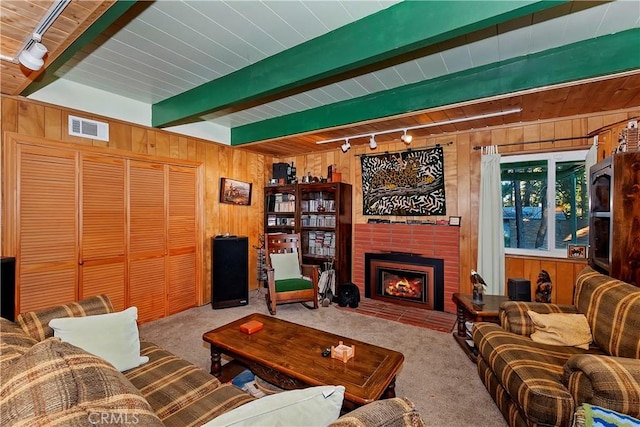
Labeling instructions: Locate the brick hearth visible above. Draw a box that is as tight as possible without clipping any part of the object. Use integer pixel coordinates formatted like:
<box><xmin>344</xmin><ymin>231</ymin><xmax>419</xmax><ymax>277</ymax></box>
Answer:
<box><xmin>354</xmin><ymin>224</ymin><xmax>460</xmax><ymax>314</ymax></box>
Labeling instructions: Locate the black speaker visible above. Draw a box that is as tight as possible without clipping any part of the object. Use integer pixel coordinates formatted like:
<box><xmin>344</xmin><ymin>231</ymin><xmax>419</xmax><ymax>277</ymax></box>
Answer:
<box><xmin>1</xmin><ymin>257</ymin><xmax>16</xmax><ymax>321</ymax></box>
<box><xmin>212</xmin><ymin>236</ymin><xmax>248</xmax><ymax>309</ymax></box>
<box><xmin>508</xmin><ymin>278</ymin><xmax>531</xmax><ymax>301</ymax></box>
<box><xmin>272</xmin><ymin>162</ymin><xmax>289</xmax><ymax>182</ymax></box>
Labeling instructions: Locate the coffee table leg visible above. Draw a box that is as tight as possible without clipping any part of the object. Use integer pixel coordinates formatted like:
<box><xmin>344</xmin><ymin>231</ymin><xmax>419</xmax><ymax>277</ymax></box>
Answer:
<box><xmin>382</xmin><ymin>376</ymin><xmax>397</xmax><ymax>399</ymax></box>
<box><xmin>457</xmin><ymin>305</ymin><xmax>467</xmax><ymax>337</ymax></box>
<box><xmin>210</xmin><ymin>345</ymin><xmax>222</xmax><ymax>378</ymax></box>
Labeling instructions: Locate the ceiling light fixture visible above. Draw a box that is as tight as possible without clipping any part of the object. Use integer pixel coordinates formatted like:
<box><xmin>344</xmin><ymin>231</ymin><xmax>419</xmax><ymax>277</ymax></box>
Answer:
<box><xmin>369</xmin><ymin>135</ymin><xmax>377</xmax><ymax>149</ymax></box>
<box><xmin>341</xmin><ymin>139</ymin><xmax>351</xmax><ymax>153</ymax></box>
<box><xmin>18</xmin><ymin>40</ymin><xmax>48</xmax><ymax>71</ymax></box>
<box><xmin>0</xmin><ymin>0</ymin><xmax>70</xmax><ymax>70</ymax></box>
<box><xmin>316</xmin><ymin>108</ymin><xmax>522</xmax><ymax>146</ymax></box>
<box><xmin>400</xmin><ymin>129</ymin><xmax>413</xmax><ymax>144</ymax></box>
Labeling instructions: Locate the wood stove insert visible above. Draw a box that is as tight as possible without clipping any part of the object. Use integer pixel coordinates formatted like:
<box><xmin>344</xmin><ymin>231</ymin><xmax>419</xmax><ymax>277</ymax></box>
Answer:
<box><xmin>365</xmin><ymin>252</ymin><xmax>444</xmax><ymax>311</ymax></box>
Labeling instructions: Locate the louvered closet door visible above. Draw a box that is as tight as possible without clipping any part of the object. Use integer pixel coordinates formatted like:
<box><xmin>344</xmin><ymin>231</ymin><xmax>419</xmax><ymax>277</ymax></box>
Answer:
<box><xmin>18</xmin><ymin>145</ymin><xmax>78</xmax><ymax>312</ymax></box>
<box><xmin>167</xmin><ymin>166</ymin><xmax>198</xmax><ymax>314</ymax></box>
<box><xmin>129</xmin><ymin>161</ymin><xmax>166</xmax><ymax>323</ymax></box>
<box><xmin>79</xmin><ymin>154</ymin><xmax>126</xmax><ymax>311</ymax></box>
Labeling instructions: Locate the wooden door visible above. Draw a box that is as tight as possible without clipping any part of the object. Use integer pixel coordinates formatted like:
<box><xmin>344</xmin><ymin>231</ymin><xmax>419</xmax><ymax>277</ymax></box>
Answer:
<box><xmin>79</xmin><ymin>154</ymin><xmax>126</xmax><ymax>311</ymax></box>
<box><xmin>129</xmin><ymin>161</ymin><xmax>166</xmax><ymax>323</ymax></box>
<box><xmin>166</xmin><ymin>165</ymin><xmax>198</xmax><ymax>314</ymax></box>
<box><xmin>17</xmin><ymin>145</ymin><xmax>78</xmax><ymax>312</ymax></box>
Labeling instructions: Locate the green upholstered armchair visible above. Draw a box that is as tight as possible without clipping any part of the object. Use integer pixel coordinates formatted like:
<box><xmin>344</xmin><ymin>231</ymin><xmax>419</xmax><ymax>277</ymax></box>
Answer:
<box><xmin>264</xmin><ymin>233</ymin><xmax>319</xmax><ymax>315</ymax></box>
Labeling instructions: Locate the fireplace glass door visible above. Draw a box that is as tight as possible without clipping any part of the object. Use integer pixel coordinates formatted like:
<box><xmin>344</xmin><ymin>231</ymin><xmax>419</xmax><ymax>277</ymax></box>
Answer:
<box><xmin>380</xmin><ymin>267</ymin><xmax>427</xmax><ymax>303</ymax></box>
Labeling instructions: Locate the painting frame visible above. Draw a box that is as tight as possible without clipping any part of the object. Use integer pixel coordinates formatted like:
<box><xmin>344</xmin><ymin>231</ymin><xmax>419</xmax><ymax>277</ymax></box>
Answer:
<box><xmin>220</xmin><ymin>178</ymin><xmax>252</xmax><ymax>206</ymax></box>
<box><xmin>567</xmin><ymin>244</ymin><xmax>587</xmax><ymax>259</ymax></box>
<box><xmin>448</xmin><ymin>216</ymin><xmax>461</xmax><ymax>226</ymax></box>
<box><xmin>360</xmin><ymin>146</ymin><xmax>446</xmax><ymax>216</ymax></box>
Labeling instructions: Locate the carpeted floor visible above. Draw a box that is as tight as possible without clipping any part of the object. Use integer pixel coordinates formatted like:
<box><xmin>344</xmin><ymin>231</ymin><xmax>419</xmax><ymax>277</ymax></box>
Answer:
<box><xmin>335</xmin><ymin>298</ymin><xmax>457</xmax><ymax>333</ymax></box>
<box><xmin>139</xmin><ymin>294</ymin><xmax>507</xmax><ymax>427</ymax></box>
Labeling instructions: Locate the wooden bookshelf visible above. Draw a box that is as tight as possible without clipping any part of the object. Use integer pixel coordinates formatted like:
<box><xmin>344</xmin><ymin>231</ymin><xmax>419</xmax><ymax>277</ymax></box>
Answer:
<box><xmin>264</xmin><ymin>182</ymin><xmax>352</xmax><ymax>286</ymax></box>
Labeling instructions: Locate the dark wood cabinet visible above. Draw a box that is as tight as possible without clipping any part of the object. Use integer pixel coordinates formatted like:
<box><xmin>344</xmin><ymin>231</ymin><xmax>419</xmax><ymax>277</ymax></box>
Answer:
<box><xmin>264</xmin><ymin>183</ymin><xmax>352</xmax><ymax>286</ymax></box>
<box><xmin>589</xmin><ymin>152</ymin><xmax>640</xmax><ymax>285</ymax></box>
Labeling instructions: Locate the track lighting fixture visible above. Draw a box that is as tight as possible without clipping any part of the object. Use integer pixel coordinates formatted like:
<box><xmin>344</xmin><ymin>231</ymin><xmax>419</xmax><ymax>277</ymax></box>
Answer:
<box><xmin>18</xmin><ymin>41</ymin><xmax>48</xmax><ymax>71</ymax></box>
<box><xmin>317</xmin><ymin>108</ymin><xmax>523</xmax><ymax>150</ymax></box>
<box><xmin>0</xmin><ymin>0</ymin><xmax>70</xmax><ymax>71</ymax></box>
<box><xmin>401</xmin><ymin>129</ymin><xmax>413</xmax><ymax>144</ymax></box>
<box><xmin>369</xmin><ymin>135</ymin><xmax>377</xmax><ymax>149</ymax></box>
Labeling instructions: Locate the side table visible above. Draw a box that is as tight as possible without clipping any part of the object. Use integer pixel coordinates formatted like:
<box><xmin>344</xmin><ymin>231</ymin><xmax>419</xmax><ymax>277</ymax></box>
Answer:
<box><xmin>452</xmin><ymin>293</ymin><xmax>509</xmax><ymax>363</ymax></box>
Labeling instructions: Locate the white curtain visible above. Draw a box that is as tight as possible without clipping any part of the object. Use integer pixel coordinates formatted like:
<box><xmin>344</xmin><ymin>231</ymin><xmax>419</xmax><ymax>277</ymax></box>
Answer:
<box><xmin>585</xmin><ymin>136</ymin><xmax>598</xmax><ymax>200</ymax></box>
<box><xmin>477</xmin><ymin>146</ymin><xmax>505</xmax><ymax>295</ymax></box>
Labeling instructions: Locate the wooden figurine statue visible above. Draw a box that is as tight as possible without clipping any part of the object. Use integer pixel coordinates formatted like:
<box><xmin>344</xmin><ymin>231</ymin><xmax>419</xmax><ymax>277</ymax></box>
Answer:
<box><xmin>535</xmin><ymin>270</ymin><xmax>552</xmax><ymax>303</ymax></box>
<box><xmin>471</xmin><ymin>270</ymin><xmax>487</xmax><ymax>304</ymax></box>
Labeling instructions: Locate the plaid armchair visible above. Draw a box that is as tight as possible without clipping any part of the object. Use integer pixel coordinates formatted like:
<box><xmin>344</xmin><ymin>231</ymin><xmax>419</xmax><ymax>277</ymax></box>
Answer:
<box><xmin>473</xmin><ymin>267</ymin><xmax>640</xmax><ymax>427</ymax></box>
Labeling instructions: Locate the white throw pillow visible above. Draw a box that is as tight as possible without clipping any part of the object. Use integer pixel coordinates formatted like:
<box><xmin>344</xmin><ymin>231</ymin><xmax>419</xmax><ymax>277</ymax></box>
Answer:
<box><xmin>270</xmin><ymin>252</ymin><xmax>302</xmax><ymax>281</ymax></box>
<box><xmin>49</xmin><ymin>307</ymin><xmax>149</xmax><ymax>372</ymax></box>
<box><xmin>202</xmin><ymin>385</ymin><xmax>345</xmax><ymax>427</ymax></box>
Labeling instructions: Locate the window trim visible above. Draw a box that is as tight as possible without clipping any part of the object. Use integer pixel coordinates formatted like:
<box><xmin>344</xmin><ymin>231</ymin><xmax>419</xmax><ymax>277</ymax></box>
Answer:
<box><xmin>500</xmin><ymin>149</ymin><xmax>588</xmax><ymax>258</ymax></box>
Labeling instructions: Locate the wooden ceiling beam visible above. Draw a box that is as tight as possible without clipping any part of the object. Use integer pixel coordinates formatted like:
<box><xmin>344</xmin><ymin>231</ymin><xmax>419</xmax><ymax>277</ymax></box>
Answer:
<box><xmin>231</xmin><ymin>29</ymin><xmax>640</xmax><ymax>146</ymax></box>
<box><xmin>151</xmin><ymin>0</ymin><xmax>567</xmax><ymax>128</ymax></box>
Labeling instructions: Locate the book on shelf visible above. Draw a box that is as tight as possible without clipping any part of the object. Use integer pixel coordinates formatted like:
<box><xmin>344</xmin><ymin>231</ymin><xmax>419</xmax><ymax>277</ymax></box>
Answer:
<box><xmin>302</xmin><ymin>216</ymin><xmax>336</xmax><ymax>228</ymax></box>
<box><xmin>268</xmin><ymin>193</ymin><xmax>295</xmax><ymax>212</ymax></box>
<box><xmin>305</xmin><ymin>231</ymin><xmax>335</xmax><ymax>256</ymax></box>
<box><xmin>302</xmin><ymin>199</ymin><xmax>336</xmax><ymax>213</ymax></box>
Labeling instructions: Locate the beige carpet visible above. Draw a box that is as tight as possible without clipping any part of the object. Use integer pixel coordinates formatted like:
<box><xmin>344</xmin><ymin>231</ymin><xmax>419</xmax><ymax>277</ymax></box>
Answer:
<box><xmin>139</xmin><ymin>293</ymin><xmax>507</xmax><ymax>427</ymax></box>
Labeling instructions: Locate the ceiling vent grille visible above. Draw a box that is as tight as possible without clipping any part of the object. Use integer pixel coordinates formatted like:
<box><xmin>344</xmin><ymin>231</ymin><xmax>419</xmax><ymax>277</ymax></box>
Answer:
<box><xmin>68</xmin><ymin>115</ymin><xmax>109</xmax><ymax>141</ymax></box>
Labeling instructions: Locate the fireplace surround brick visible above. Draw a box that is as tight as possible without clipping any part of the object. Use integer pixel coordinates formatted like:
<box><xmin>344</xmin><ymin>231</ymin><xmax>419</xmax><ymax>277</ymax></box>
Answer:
<box><xmin>354</xmin><ymin>224</ymin><xmax>460</xmax><ymax>313</ymax></box>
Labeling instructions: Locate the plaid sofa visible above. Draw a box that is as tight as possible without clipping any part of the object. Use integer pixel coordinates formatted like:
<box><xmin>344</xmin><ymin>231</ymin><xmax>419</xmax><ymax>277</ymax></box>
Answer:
<box><xmin>472</xmin><ymin>266</ymin><xmax>640</xmax><ymax>427</ymax></box>
<box><xmin>1</xmin><ymin>295</ymin><xmax>424</xmax><ymax>426</ymax></box>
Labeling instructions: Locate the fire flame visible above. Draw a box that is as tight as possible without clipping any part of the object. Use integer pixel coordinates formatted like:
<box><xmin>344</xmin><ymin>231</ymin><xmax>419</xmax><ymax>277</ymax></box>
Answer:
<box><xmin>386</xmin><ymin>278</ymin><xmax>421</xmax><ymax>298</ymax></box>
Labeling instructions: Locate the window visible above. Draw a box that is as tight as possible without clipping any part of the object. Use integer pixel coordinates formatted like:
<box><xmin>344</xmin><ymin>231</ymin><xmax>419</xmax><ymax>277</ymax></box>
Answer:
<box><xmin>501</xmin><ymin>150</ymin><xmax>588</xmax><ymax>257</ymax></box>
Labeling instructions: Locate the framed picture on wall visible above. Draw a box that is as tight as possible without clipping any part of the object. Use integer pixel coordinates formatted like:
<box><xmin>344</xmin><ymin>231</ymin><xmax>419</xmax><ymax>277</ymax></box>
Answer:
<box><xmin>220</xmin><ymin>178</ymin><xmax>252</xmax><ymax>206</ymax></box>
<box><xmin>567</xmin><ymin>244</ymin><xmax>587</xmax><ymax>259</ymax></box>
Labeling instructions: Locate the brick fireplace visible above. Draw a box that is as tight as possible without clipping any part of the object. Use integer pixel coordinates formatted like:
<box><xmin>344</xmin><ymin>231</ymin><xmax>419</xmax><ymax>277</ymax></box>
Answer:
<box><xmin>366</xmin><ymin>252</ymin><xmax>444</xmax><ymax>311</ymax></box>
<box><xmin>354</xmin><ymin>223</ymin><xmax>460</xmax><ymax>313</ymax></box>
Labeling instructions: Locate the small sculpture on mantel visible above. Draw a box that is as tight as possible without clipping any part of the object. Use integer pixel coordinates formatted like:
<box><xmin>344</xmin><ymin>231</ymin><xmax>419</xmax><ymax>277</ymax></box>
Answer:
<box><xmin>535</xmin><ymin>270</ymin><xmax>552</xmax><ymax>303</ymax></box>
<box><xmin>471</xmin><ymin>269</ymin><xmax>488</xmax><ymax>304</ymax></box>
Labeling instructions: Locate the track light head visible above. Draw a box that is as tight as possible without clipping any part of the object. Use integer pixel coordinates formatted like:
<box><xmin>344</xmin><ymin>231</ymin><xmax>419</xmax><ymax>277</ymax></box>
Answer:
<box><xmin>340</xmin><ymin>139</ymin><xmax>351</xmax><ymax>153</ymax></box>
<box><xmin>401</xmin><ymin>129</ymin><xmax>413</xmax><ymax>144</ymax></box>
<box><xmin>369</xmin><ymin>135</ymin><xmax>377</xmax><ymax>149</ymax></box>
<box><xmin>18</xmin><ymin>41</ymin><xmax>47</xmax><ymax>71</ymax></box>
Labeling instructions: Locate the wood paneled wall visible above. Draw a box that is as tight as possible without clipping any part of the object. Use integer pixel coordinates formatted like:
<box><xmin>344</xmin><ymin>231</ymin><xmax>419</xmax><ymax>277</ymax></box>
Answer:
<box><xmin>1</xmin><ymin>95</ymin><xmax>272</xmax><ymax>305</ymax></box>
<box><xmin>276</xmin><ymin>108</ymin><xmax>640</xmax><ymax>302</ymax></box>
<box><xmin>3</xmin><ymin>95</ymin><xmax>638</xmax><ymax>307</ymax></box>
<box><xmin>505</xmin><ymin>256</ymin><xmax>587</xmax><ymax>304</ymax></box>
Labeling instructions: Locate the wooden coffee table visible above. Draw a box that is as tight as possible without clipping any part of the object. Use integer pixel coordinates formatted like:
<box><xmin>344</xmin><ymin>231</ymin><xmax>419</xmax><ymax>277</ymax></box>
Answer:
<box><xmin>202</xmin><ymin>313</ymin><xmax>404</xmax><ymax>409</ymax></box>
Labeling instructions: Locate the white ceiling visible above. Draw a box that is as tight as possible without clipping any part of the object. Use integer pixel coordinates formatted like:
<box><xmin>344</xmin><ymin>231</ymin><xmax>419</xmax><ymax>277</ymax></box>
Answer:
<box><xmin>60</xmin><ymin>1</ymin><xmax>402</xmax><ymax>102</ymax></box>
<box><xmin>27</xmin><ymin>0</ymin><xmax>640</xmax><ymax>146</ymax></box>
